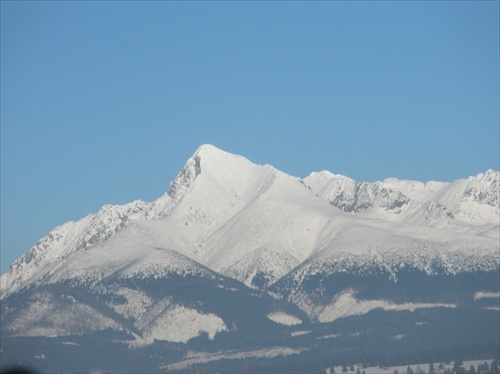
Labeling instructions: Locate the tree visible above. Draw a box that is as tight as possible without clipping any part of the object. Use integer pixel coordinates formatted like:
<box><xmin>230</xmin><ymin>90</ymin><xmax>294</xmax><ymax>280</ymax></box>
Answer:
<box><xmin>342</xmin><ymin>363</ymin><xmax>348</xmax><ymax>373</ymax></box>
<box><xmin>469</xmin><ymin>365</ymin><xmax>476</xmax><ymax>374</ymax></box>
<box><xmin>490</xmin><ymin>359</ymin><xmax>499</xmax><ymax>374</ymax></box>
<box><xmin>407</xmin><ymin>366</ymin><xmax>414</xmax><ymax>374</ymax></box>
<box><xmin>478</xmin><ymin>362</ymin><xmax>488</xmax><ymax>373</ymax></box>
<box><xmin>350</xmin><ymin>364</ymin><xmax>355</xmax><ymax>372</ymax></box>
<box><xmin>480</xmin><ymin>362</ymin><xmax>489</xmax><ymax>373</ymax></box>
<box><xmin>454</xmin><ymin>358</ymin><xmax>464</xmax><ymax>374</ymax></box>
<box><xmin>429</xmin><ymin>362</ymin><xmax>435</xmax><ymax>374</ymax></box>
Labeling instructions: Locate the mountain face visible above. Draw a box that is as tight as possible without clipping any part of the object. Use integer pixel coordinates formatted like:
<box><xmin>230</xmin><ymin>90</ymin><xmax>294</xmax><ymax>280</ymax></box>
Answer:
<box><xmin>1</xmin><ymin>144</ymin><xmax>499</xmax><ymax>373</ymax></box>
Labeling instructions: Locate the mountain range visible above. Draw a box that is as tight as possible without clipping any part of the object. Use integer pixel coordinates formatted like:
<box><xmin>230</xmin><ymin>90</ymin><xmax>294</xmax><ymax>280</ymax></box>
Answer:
<box><xmin>1</xmin><ymin>144</ymin><xmax>499</xmax><ymax>373</ymax></box>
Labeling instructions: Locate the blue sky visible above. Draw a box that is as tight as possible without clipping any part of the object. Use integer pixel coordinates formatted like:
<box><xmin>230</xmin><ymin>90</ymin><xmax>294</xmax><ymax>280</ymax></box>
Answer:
<box><xmin>1</xmin><ymin>1</ymin><xmax>499</xmax><ymax>273</ymax></box>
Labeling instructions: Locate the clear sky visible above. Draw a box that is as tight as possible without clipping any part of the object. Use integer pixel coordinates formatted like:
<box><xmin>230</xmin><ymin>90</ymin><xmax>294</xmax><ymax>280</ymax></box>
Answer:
<box><xmin>1</xmin><ymin>1</ymin><xmax>499</xmax><ymax>273</ymax></box>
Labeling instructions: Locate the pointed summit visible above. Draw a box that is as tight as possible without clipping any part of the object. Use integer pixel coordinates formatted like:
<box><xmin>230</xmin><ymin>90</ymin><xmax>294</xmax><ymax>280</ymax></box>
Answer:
<box><xmin>146</xmin><ymin>145</ymin><xmax>269</xmax><ymax>220</ymax></box>
<box><xmin>191</xmin><ymin>144</ymin><xmax>257</xmax><ymax>174</ymax></box>
<box><xmin>192</xmin><ymin>144</ymin><xmax>228</xmax><ymax>158</ymax></box>
<box><xmin>166</xmin><ymin>144</ymin><xmax>256</xmax><ymax>200</ymax></box>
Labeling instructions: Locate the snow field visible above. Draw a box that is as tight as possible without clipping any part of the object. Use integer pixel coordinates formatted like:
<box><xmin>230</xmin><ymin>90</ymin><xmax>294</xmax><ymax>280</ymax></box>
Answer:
<box><xmin>267</xmin><ymin>312</ymin><xmax>302</xmax><ymax>326</ymax></box>
<box><xmin>293</xmin><ymin>289</ymin><xmax>455</xmax><ymax>323</ymax></box>
<box><xmin>327</xmin><ymin>359</ymin><xmax>496</xmax><ymax>374</ymax></box>
<box><xmin>165</xmin><ymin>346</ymin><xmax>304</xmax><ymax>371</ymax></box>
<box><xmin>138</xmin><ymin>305</ymin><xmax>227</xmax><ymax>344</ymax></box>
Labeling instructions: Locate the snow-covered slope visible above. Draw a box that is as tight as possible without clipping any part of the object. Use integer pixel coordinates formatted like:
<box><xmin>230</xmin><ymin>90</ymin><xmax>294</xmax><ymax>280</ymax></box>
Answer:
<box><xmin>381</xmin><ymin>169</ymin><xmax>499</xmax><ymax>225</ymax></box>
<box><xmin>1</xmin><ymin>144</ymin><xmax>499</xmax><ymax>372</ymax></box>
<box><xmin>304</xmin><ymin>171</ymin><xmax>411</xmax><ymax>214</ymax></box>
<box><xmin>2</xmin><ymin>144</ymin><xmax>499</xmax><ymax>299</ymax></box>
<box><xmin>304</xmin><ymin>169</ymin><xmax>499</xmax><ymax>233</ymax></box>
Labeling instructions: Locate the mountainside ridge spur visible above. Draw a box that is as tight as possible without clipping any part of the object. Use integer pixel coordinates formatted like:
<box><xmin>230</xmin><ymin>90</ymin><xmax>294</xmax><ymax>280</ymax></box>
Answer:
<box><xmin>1</xmin><ymin>144</ymin><xmax>499</xmax><ymax>297</ymax></box>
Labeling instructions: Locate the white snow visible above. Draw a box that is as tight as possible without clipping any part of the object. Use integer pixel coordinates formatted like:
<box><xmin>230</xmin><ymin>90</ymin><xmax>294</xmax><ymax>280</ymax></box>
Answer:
<box><xmin>135</xmin><ymin>303</ymin><xmax>227</xmax><ymax>345</ymax></box>
<box><xmin>483</xmin><ymin>306</ymin><xmax>500</xmax><ymax>311</ymax></box>
<box><xmin>164</xmin><ymin>346</ymin><xmax>304</xmax><ymax>371</ymax></box>
<box><xmin>328</xmin><ymin>359</ymin><xmax>496</xmax><ymax>374</ymax></box>
<box><xmin>306</xmin><ymin>168</ymin><xmax>499</xmax><ymax>228</ymax></box>
<box><xmin>291</xmin><ymin>330</ymin><xmax>311</xmax><ymax>337</ymax></box>
<box><xmin>317</xmin><ymin>333</ymin><xmax>341</xmax><ymax>340</ymax></box>
<box><xmin>7</xmin><ymin>291</ymin><xmax>122</xmax><ymax>337</ymax></box>
<box><xmin>295</xmin><ymin>289</ymin><xmax>455</xmax><ymax>323</ymax></box>
<box><xmin>1</xmin><ymin>144</ymin><xmax>498</xmax><ymax>315</ymax></box>
<box><xmin>391</xmin><ymin>334</ymin><xmax>408</xmax><ymax>340</ymax></box>
<box><xmin>474</xmin><ymin>291</ymin><xmax>500</xmax><ymax>300</ymax></box>
<box><xmin>105</xmin><ymin>287</ymin><xmax>154</xmax><ymax>321</ymax></box>
<box><xmin>267</xmin><ymin>312</ymin><xmax>302</xmax><ymax>326</ymax></box>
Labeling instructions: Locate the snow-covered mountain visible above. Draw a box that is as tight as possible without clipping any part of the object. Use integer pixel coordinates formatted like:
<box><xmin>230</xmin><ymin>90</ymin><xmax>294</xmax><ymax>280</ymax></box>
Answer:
<box><xmin>2</xmin><ymin>144</ymin><xmax>498</xmax><ymax>295</ymax></box>
<box><xmin>1</xmin><ymin>144</ymin><xmax>499</xmax><ymax>373</ymax></box>
<box><xmin>304</xmin><ymin>168</ymin><xmax>499</xmax><ymax>227</ymax></box>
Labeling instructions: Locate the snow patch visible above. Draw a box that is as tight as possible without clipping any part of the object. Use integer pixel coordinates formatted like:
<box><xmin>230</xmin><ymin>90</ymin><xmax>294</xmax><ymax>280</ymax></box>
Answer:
<box><xmin>267</xmin><ymin>312</ymin><xmax>302</xmax><ymax>326</ymax></box>
<box><xmin>7</xmin><ymin>291</ymin><xmax>122</xmax><ymax>337</ymax></box>
<box><xmin>136</xmin><ymin>304</ymin><xmax>227</xmax><ymax>345</ymax></box>
<box><xmin>391</xmin><ymin>334</ymin><xmax>408</xmax><ymax>340</ymax></box>
<box><xmin>106</xmin><ymin>287</ymin><xmax>153</xmax><ymax>321</ymax></box>
<box><xmin>328</xmin><ymin>359</ymin><xmax>497</xmax><ymax>374</ymax></box>
<box><xmin>317</xmin><ymin>333</ymin><xmax>341</xmax><ymax>340</ymax></box>
<box><xmin>306</xmin><ymin>290</ymin><xmax>455</xmax><ymax>323</ymax></box>
<box><xmin>165</xmin><ymin>346</ymin><xmax>304</xmax><ymax>371</ymax></box>
<box><xmin>474</xmin><ymin>291</ymin><xmax>500</xmax><ymax>300</ymax></box>
<box><xmin>483</xmin><ymin>306</ymin><xmax>500</xmax><ymax>311</ymax></box>
<box><xmin>291</xmin><ymin>330</ymin><xmax>311</xmax><ymax>337</ymax></box>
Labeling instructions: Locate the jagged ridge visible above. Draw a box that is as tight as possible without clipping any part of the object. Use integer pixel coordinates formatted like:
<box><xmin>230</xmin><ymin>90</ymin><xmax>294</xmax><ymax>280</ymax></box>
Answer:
<box><xmin>1</xmin><ymin>145</ymin><xmax>499</xmax><ymax>298</ymax></box>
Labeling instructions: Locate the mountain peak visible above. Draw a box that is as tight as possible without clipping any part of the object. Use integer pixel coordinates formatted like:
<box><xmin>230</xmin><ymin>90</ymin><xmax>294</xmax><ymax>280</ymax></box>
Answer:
<box><xmin>191</xmin><ymin>144</ymin><xmax>255</xmax><ymax>172</ymax></box>
<box><xmin>469</xmin><ymin>169</ymin><xmax>499</xmax><ymax>185</ymax></box>
<box><xmin>2</xmin><ymin>145</ymin><xmax>499</xmax><ymax>303</ymax></box>
<box><xmin>307</xmin><ymin>170</ymin><xmax>355</xmax><ymax>182</ymax></box>
<box><xmin>166</xmin><ymin>145</ymin><xmax>262</xmax><ymax>202</ymax></box>
<box><xmin>193</xmin><ymin>143</ymin><xmax>227</xmax><ymax>158</ymax></box>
